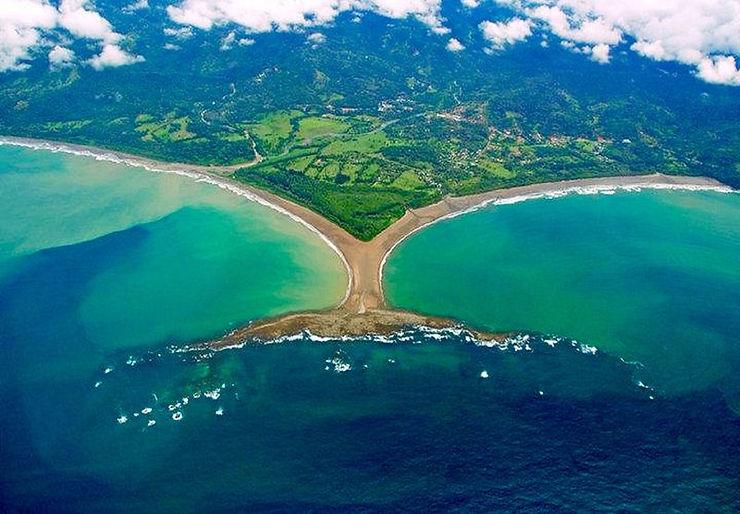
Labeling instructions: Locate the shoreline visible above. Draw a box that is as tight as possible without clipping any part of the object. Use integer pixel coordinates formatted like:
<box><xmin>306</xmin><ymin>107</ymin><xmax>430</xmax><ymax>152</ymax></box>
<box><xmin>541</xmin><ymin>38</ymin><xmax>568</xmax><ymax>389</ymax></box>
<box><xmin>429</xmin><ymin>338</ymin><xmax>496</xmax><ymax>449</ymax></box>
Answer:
<box><xmin>0</xmin><ymin>135</ymin><xmax>356</xmax><ymax>309</ymax></box>
<box><xmin>375</xmin><ymin>175</ymin><xmax>737</xmax><ymax>298</ymax></box>
<box><xmin>2</xmin><ymin>135</ymin><xmax>735</xmax><ymax>343</ymax></box>
<box><xmin>194</xmin><ymin>308</ymin><xmax>509</xmax><ymax>350</ymax></box>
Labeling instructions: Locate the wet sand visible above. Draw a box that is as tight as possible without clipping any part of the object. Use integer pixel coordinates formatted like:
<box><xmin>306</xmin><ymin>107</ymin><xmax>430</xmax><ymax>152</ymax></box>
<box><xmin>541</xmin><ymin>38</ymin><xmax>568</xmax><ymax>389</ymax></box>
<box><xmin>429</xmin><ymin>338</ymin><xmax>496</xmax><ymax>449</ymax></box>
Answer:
<box><xmin>2</xmin><ymin>136</ymin><xmax>733</xmax><ymax>342</ymax></box>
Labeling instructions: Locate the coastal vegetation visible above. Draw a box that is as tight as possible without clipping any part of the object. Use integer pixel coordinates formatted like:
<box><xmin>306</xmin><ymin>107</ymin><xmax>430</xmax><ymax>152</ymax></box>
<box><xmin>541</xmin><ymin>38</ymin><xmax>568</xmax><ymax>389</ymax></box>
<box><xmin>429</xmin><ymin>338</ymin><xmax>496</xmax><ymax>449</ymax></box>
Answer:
<box><xmin>0</xmin><ymin>2</ymin><xmax>738</xmax><ymax>239</ymax></box>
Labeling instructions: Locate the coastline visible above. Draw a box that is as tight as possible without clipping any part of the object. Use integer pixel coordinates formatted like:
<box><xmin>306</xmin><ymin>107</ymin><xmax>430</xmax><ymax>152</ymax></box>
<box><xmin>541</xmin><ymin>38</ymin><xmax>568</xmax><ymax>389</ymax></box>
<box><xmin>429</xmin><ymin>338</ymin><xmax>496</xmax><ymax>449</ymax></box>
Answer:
<box><xmin>0</xmin><ymin>135</ymin><xmax>357</xmax><ymax>309</ymax></box>
<box><xmin>375</xmin><ymin>175</ymin><xmax>737</xmax><ymax>299</ymax></box>
<box><xmin>194</xmin><ymin>308</ymin><xmax>509</xmax><ymax>350</ymax></box>
<box><xmin>2</xmin><ymin>135</ymin><xmax>735</xmax><ymax>344</ymax></box>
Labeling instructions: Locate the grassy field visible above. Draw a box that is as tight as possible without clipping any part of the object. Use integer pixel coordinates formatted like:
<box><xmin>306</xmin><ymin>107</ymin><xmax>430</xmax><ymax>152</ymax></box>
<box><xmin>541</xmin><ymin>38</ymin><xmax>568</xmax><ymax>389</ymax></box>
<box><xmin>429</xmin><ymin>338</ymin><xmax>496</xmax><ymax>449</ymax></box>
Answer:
<box><xmin>1</xmin><ymin>4</ymin><xmax>736</xmax><ymax>242</ymax></box>
<box><xmin>295</xmin><ymin>116</ymin><xmax>351</xmax><ymax>141</ymax></box>
<box><xmin>247</xmin><ymin>110</ymin><xmax>300</xmax><ymax>154</ymax></box>
<box><xmin>135</xmin><ymin>113</ymin><xmax>196</xmax><ymax>142</ymax></box>
<box><xmin>16</xmin><ymin>101</ymin><xmax>696</xmax><ymax>241</ymax></box>
<box><xmin>227</xmin><ymin>104</ymin><xmax>676</xmax><ymax>239</ymax></box>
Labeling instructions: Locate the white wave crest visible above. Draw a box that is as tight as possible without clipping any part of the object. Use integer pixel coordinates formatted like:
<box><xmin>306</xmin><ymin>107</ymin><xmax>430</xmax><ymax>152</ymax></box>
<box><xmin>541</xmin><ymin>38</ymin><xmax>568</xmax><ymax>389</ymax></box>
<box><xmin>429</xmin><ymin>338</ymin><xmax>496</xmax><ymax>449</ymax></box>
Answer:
<box><xmin>486</xmin><ymin>182</ymin><xmax>735</xmax><ymax>208</ymax></box>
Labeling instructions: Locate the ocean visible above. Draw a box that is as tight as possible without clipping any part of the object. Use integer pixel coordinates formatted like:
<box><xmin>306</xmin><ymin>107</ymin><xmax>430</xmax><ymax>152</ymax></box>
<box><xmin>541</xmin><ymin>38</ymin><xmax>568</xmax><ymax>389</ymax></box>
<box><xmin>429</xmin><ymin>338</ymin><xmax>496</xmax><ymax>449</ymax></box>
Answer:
<box><xmin>1</xmin><ymin>145</ymin><xmax>739</xmax><ymax>511</ymax></box>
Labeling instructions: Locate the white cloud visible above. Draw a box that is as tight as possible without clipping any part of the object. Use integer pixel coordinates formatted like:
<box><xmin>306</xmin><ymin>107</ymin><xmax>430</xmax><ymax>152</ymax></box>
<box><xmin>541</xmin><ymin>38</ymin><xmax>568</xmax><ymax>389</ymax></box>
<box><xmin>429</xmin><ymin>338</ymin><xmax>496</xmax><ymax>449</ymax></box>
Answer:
<box><xmin>2</xmin><ymin>0</ymin><xmax>738</xmax><ymax>87</ymax></box>
<box><xmin>480</xmin><ymin>18</ymin><xmax>532</xmax><ymax>49</ymax></box>
<box><xmin>164</xmin><ymin>26</ymin><xmax>194</xmax><ymax>39</ymax></box>
<box><xmin>58</xmin><ymin>0</ymin><xmax>119</xmax><ymax>43</ymax></box>
<box><xmin>238</xmin><ymin>37</ymin><xmax>255</xmax><ymax>46</ymax></box>
<box><xmin>48</xmin><ymin>45</ymin><xmax>75</xmax><ymax>67</ymax></box>
<box><xmin>88</xmin><ymin>43</ymin><xmax>144</xmax><ymax>70</ymax></box>
<box><xmin>630</xmin><ymin>40</ymin><xmax>665</xmax><ymax>61</ymax></box>
<box><xmin>307</xmin><ymin>32</ymin><xmax>326</xmax><ymax>49</ymax></box>
<box><xmin>0</xmin><ymin>26</ymin><xmax>40</xmax><ymax>71</ymax></box>
<box><xmin>123</xmin><ymin>0</ymin><xmax>149</xmax><ymax>13</ymax></box>
<box><xmin>588</xmin><ymin>42</ymin><xmax>610</xmax><ymax>63</ymax></box>
<box><xmin>0</xmin><ymin>0</ymin><xmax>142</xmax><ymax>72</ymax></box>
<box><xmin>166</xmin><ymin>0</ymin><xmax>447</xmax><ymax>34</ymax></box>
<box><xmin>0</xmin><ymin>0</ymin><xmax>57</xmax><ymax>71</ymax></box>
<box><xmin>220</xmin><ymin>30</ymin><xmax>236</xmax><ymax>50</ymax></box>
<box><xmin>0</xmin><ymin>0</ymin><xmax>57</xmax><ymax>28</ymax></box>
<box><xmin>493</xmin><ymin>0</ymin><xmax>740</xmax><ymax>85</ymax></box>
<box><xmin>307</xmin><ymin>32</ymin><xmax>326</xmax><ymax>43</ymax></box>
<box><xmin>526</xmin><ymin>5</ymin><xmax>620</xmax><ymax>46</ymax></box>
<box><xmin>446</xmin><ymin>37</ymin><xmax>465</xmax><ymax>51</ymax></box>
<box><xmin>697</xmin><ymin>55</ymin><xmax>740</xmax><ymax>85</ymax></box>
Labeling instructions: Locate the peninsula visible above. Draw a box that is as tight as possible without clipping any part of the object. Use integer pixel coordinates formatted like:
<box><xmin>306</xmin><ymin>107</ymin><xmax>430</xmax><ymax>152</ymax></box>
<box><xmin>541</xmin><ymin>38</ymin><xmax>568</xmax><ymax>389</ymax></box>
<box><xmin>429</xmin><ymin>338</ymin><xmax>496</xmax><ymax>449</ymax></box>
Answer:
<box><xmin>1</xmin><ymin>137</ymin><xmax>733</xmax><ymax>347</ymax></box>
<box><xmin>203</xmin><ymin>172</ymin><xmax>730</xmax><ymax>347</ymax></box>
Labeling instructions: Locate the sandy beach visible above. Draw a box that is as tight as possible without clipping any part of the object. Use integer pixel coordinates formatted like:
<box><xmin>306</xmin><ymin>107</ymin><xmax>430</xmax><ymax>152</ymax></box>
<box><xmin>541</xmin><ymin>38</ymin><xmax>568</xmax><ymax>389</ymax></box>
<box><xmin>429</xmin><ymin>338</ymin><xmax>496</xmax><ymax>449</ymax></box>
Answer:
<box><xmin>2</xmin><ymin>135</ymin><xmax>734</xmax><ymax>342</ymax></box>
<box><xmin>333</xmin><ymin>172</ymin><xmax>732</xmax><ymax>314</ymax></box>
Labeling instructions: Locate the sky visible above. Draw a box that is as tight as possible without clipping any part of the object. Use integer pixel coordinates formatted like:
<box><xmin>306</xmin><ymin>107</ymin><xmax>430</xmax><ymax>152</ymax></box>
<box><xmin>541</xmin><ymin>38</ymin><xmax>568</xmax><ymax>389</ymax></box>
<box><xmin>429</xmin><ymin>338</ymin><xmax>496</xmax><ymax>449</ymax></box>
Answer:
<box><xmin>0</xmin><ymin>0</ymin><xmax>739</xmax><ymax>85</ymax></box>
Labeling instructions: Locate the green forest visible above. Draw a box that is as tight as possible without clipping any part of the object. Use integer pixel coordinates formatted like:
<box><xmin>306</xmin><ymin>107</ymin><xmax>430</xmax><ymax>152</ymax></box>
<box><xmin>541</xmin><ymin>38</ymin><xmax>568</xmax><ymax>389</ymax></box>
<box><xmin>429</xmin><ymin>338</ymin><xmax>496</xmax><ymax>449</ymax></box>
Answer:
<box><xmin>1</xmin><ymin>1</ymin><xmax>738</xmax><ymax>239</ymax></box>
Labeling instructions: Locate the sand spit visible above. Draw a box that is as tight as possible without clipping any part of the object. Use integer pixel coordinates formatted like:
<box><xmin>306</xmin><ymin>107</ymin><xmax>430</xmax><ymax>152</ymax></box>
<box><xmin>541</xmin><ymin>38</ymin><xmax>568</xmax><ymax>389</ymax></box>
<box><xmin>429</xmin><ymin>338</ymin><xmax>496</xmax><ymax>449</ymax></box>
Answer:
<box><xmin>2</xmin><ymin>136</ymin><xmax>734</xmax><ymax>340</ymax></box>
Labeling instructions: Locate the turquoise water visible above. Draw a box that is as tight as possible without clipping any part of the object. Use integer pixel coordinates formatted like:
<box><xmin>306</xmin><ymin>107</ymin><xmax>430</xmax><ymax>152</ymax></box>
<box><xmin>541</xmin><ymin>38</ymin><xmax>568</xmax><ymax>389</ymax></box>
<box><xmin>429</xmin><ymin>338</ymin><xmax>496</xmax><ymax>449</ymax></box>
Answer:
<box><xmin>386</xmin><ymin>190</ymin><xmax>740</xmax><ymax>396</ymax></box>
<box><xmin>0</xmin><ymin>145</ymin><xmax>346</xmax><ymax>374</ymax></box>
<box><xmin>2</xmin><ymin>148</ymin><xmax>739</xmax><ymax>512</ymax></box>
<box><xmin>0</xmin><ymin>145</ymin><xmax>346</xmax><ymax>348</ymax></box>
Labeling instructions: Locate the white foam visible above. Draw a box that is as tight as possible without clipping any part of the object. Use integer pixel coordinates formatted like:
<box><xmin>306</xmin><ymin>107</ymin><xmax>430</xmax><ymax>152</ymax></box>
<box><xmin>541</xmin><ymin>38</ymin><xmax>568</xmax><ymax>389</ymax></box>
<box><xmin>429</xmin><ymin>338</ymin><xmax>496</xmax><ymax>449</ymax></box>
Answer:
<box><xmin>147</xmin><ymin>419</ymin><xmax>157</xmax><ymax>427</ymax></box>
<box><xmin>172</xmin><ymin>411</ymin><xmax>183</xmax><ymax>421</ymax></box>
<box><xmin>191</xmin><ymin>322</ymin><xmax>489</xmax><ymax>350</ymax></box>
<box><xmin>480</xmin><ymin>370</ymin><xmax>489</xmax><ymax>379</ymax></box>
<box><xmin>141</xmin><ymin>407</ymin><xmax>152</xmax><ymax>414</ymax></box>
<box><xmin>578</xmin><ymin>343</ymin><xmax>598</xmax><ymax>355</ymax></box>
<box><xmin>636</xmin><ymin>381</ymin><xmax>654</xmax><ymax>391</ymax></box>
<box><xmin>327</xmin><ymin>350</ymin><xmax>352</xmax><ymax>372</ymax></box>
<box><xmin>117</xmin><ymin>415</ymin><xmax>128</xmax><ymax>424</ymax></box>
<box><xmin>543</xmin><ymin>337</ymin><xmax>560</xmax><ymax>347</ymax></box>
<box><xmin>204</xmin><ymin>389</ymin><xmax>221</xmax><ymax>400</ymax></box>
<box><xmin>215</xmin><ymin>407</ymin><xmax>224</xmax><ymax>416</ymax></box>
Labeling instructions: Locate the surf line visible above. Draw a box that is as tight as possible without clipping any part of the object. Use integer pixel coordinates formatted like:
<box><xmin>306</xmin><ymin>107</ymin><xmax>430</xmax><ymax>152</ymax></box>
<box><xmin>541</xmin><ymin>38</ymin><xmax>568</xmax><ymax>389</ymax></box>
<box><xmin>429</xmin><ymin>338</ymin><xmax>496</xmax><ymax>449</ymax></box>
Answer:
<box><xmin>375</xmin><ymin>177</ymin><xmax>738</xmax><ymax>298</ymax></box>
<box><xmin>2</xmin><ymin>136</ymin><xmax>736</xmax><ymax>342</ymax></box>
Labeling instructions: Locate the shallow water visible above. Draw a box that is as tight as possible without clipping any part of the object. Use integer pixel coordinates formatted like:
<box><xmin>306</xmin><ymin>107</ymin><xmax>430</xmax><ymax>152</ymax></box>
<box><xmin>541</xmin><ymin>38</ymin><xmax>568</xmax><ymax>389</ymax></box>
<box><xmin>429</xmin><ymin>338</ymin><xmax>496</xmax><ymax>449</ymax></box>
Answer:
<box><xmin>385</xmin><ymin>189</ymin><xmax>740</xmax><ymax>395</ymax></box>
<box><xmin>2</xmin><ymin>148</ymin><xmax>739</xmax><ymax>511</ymax></box>
<box><xmin>0</xmin><ymin>145</ymin><xmax>347</xmax><ymax>352</ymax></box>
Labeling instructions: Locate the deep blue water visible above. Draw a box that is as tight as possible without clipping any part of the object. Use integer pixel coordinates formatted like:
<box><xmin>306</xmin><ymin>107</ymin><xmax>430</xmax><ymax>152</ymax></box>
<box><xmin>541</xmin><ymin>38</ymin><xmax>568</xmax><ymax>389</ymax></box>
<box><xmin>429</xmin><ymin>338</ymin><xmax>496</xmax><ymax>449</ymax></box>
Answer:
<box><xmin>2</xmin><ymin>327</ymin><xmax>740</xmax><ymax>512</ymax></box>
<box><xmin>1</xmin><ymin>147</ymin><xmax>739</xmax><ymax>511</ymax></box>
<box><xmin>2</xmin><ymin>219</ymin><xmax>740</xmax><ymax>511</ymax></box>
<box><xmin>2</xmin><ymin>217</ymin><xmax>740</xmax><ymax>512</ymax></box>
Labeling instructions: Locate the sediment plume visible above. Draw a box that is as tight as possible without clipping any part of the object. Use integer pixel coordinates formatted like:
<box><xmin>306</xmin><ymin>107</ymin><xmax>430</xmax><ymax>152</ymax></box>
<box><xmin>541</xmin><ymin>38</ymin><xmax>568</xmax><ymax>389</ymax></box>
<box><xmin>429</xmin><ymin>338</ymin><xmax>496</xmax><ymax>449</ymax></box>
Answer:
<box><xmin>2</xmin><ymin>136</ymin><xmax>734</xmax><ymax>344</ymax></box>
